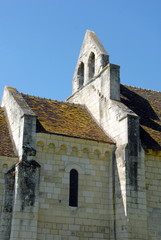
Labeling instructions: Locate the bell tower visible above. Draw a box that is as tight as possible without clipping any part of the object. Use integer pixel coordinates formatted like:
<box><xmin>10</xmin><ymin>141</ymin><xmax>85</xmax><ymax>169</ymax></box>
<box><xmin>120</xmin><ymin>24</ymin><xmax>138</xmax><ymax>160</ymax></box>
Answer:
<box><xmin>72</xmin><ymin>30</ymin><xmax>110</xmax><ymax>94</ymax></box>
<box><xmin>68</xmin><ymin>31</ymin><xmax>148</xmax><ymax>240</ymax></box>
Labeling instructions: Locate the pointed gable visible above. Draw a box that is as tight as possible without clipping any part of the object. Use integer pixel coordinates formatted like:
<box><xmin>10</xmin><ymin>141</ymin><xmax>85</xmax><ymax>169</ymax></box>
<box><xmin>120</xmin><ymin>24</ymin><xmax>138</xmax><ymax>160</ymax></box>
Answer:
<box><xmin>72</xmin><ymin>30</ymin><xmax>109</xmax><ymax>93</ymax></box>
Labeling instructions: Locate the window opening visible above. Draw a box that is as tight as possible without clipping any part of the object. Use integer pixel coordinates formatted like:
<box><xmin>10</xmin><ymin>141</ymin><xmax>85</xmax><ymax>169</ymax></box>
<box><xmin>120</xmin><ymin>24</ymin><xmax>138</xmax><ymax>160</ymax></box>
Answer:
<box><xmin>77</xmin><ymin>62</ymin><xmax>84</xmax><ymax>88</ymax></box>
<box><xmin>69</xmin><ymin>169</ymin><xmax>78</xmax><ymax>207</ymax></box>
<box><xmin>88</xmin><ymin>52</ymin><xmax>95</xmax><ymax>79</ymax></box>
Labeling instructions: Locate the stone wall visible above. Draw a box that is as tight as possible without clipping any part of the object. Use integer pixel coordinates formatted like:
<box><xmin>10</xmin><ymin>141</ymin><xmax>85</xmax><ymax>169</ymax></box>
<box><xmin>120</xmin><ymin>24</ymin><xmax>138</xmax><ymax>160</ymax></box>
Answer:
<box><xmin>1</xmin><ymin>87</ymin><xmax>39</xmax><ymax>240</ymax></box>
<box><xmin>9</xmin><ymin>160</ymin><xmax>40</xmax><ymax>240</ymax></box>
<box><xmin>0</xmin><ymin>156</ymin><xmax>18</xmax><ymax>240</ymax></box>
<box><xmin>36</xmin><ymin>133</ymin><xmax>115</xmax><ymax>240</ymax></box>
<box><xmin>145</xmin><ymin>150</ymin><xmax>161</xmax><ymax>239</ymax></box>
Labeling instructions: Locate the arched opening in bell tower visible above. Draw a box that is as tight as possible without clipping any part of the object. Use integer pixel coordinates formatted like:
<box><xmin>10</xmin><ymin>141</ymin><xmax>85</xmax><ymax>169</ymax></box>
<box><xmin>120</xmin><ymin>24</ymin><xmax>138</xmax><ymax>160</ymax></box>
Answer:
<box><xmin>77</xmin><ymin>62</ymin><xmax>84</xmax><ymax>88</ymax></box>
<box><xmin>88</xmin><ymin>52</ymin><xmax>95</xmax><ymax>79</ymax></box>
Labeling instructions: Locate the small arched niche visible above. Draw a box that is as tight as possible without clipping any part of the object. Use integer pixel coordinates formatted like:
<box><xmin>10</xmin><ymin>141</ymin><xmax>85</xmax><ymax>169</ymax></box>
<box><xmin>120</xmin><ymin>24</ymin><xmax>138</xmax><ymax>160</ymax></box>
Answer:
<box><xmin>60</xmin><ymin>144</ymin><xmax>67</xmax><ymax>154</ymax></box>
<box><xmin>71</xmin><ymin>146</ymin><xmax>78</xmax><ymax>156</ymax></box>
<box><xmin>77</xmin><ymin>62</ymin><xmax>84</xmax><ymax>88</ymax></box>
<box><xmin>48</xmin><ymin>143</ymin><xmax>55</xmax><ymax>152</ymax></box>
<box><xmin>88</xmin><ymin>52</ymin><xmax>95</xmax><ymax>79</ymax></box>
<box><xmin>36</xmin><ymin>141</ymin><xmax>44</xmax><ymax>151</ymax></box>
<box><xmin>94</xmin><ymin>149</ymin><xmax>100</xmax><ymax>159</ymax></box>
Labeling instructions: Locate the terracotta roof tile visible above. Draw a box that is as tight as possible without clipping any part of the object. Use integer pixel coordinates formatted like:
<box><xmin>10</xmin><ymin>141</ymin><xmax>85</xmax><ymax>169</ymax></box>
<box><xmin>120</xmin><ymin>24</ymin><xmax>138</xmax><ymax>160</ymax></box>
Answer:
<box><xmin>0</xmin><ymin>107</ymin><xmax>16</xmax><ymax>157</ymax></box>
<box><xmin>121</xmin><ymin>85</ymin><xmax>161</xmax><ymax>150</ymax></box>
<box><xmin>22</xmin><ymin>94</ymin><xmax>114</xmax><ymax>144</ymax></box>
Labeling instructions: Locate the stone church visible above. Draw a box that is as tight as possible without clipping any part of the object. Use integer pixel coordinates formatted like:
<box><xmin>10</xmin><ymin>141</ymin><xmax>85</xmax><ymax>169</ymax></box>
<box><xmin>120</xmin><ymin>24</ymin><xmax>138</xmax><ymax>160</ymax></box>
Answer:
<box><xmin>0</xmin><ymin>30</ymin><xmax>161</xmax><ymax>240</ymax></box>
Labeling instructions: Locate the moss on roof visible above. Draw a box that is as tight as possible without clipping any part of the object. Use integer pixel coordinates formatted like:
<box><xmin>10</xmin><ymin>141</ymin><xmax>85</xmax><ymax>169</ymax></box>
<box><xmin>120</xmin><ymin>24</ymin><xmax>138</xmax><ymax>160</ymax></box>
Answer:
<box><xmin>22</xmin><ymin>94</ymin><xmax>114</xmax><ymax>144</ymax></box>
<box><xmin>0</xmin><ymin>108</ymin><xmax>16</xmax><ymax>157</ymax></box>
<box><xmin>121</xmin><ymin>85</ymin><xmax>161</xmax><ymax>150</ymax></box>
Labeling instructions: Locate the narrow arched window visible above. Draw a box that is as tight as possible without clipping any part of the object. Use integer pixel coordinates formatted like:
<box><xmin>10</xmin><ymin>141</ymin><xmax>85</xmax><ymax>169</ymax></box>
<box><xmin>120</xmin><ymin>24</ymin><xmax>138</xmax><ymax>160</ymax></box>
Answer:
<box><xmin>77</xmin><ymin>62</ymin><xmax>84</xmax><ymax>88</ymax></box>
<box><xmin>88</xmin><ymin>52</ymin><xmax>95</xmax><ymax>79</ymax></box>
<box><xmin>69</xmin><ymin>169</ymin><xmax>78</xmax><ymax>207</ymax></box>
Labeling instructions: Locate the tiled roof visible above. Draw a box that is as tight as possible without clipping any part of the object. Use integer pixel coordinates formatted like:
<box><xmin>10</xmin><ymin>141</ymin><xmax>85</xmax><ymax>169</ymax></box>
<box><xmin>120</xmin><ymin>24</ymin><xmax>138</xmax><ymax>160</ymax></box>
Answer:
<box><xmin>0</xmin><ymin>108</ymin><xmax>16</xmax><ymax>157</ymax></box>
<box><xmin>4</xmin><ymin>85</ymin><xmax>160</xmax><ymax>152</ymax></box>
<box><xmin>121</xmin><ymin>85</ymin><xmax>161</xmax><ymax>150</ymax></box>
<box><xmin>22</xmin><ymin>94</ymin><xmax>114</xmax><ymax>144</ymax></box>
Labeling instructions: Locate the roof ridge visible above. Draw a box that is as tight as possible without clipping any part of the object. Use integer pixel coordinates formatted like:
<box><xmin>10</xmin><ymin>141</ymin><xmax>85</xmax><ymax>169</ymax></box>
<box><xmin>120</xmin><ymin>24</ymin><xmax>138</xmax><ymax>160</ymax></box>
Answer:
<box><xmin>122</xmin><ymin>84</ymin><xmax>161</xmax><ymax>93</ymax></box>
<box><xmin>21</xmin><ymin>92</ymin><xmax>84</xmax><ymax>107</ymax></box>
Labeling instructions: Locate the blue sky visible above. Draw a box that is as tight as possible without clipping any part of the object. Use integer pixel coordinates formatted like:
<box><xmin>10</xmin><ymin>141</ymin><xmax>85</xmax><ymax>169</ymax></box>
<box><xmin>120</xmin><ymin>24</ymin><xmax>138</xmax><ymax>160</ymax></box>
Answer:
<box><xmin>0</xmin><ymin>0</ymin><xmax>161</xmax><ymax>101</ymax></box>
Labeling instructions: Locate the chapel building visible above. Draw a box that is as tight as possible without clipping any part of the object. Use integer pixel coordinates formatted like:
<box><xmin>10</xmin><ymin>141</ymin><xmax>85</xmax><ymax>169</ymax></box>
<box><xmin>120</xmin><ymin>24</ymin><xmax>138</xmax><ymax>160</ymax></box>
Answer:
<box><xmin>0</xmin><ymin>30</ymin><xmax>161</xmax><ymax>240</ymax></box>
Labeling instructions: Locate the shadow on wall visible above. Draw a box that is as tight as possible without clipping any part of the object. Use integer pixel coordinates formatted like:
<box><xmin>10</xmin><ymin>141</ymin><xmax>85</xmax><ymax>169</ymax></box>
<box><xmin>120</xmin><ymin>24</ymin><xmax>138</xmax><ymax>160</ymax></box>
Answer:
<box><xmin>120</xmin><ymin>85</ymin><xmax>161</xmax><ymax>150</ymax></box>
<box><xmin>112</xmin><ymin>152</ymin><xmax>130</xmax><ymax>240</ymax></box>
